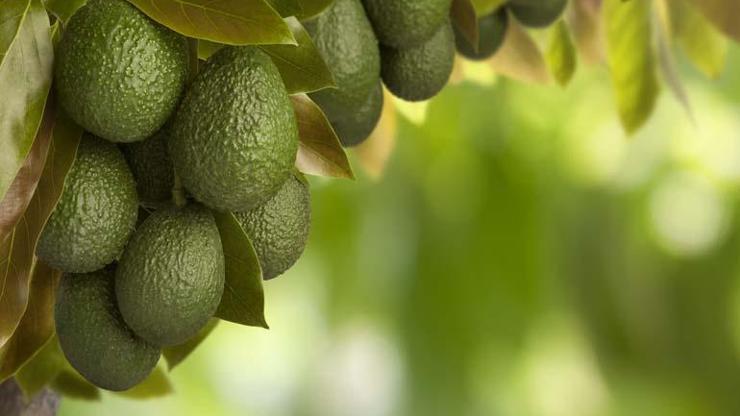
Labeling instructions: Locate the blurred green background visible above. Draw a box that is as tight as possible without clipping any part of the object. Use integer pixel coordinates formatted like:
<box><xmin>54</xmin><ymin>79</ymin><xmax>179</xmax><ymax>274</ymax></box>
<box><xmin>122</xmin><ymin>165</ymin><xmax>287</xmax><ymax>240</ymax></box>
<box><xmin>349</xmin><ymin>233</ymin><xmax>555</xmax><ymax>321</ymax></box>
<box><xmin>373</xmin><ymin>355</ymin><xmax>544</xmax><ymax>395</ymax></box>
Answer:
<box><xmin>59</xmin><ymin>44</ymin><xmax>740</xmax><ymax>416</ymax></box>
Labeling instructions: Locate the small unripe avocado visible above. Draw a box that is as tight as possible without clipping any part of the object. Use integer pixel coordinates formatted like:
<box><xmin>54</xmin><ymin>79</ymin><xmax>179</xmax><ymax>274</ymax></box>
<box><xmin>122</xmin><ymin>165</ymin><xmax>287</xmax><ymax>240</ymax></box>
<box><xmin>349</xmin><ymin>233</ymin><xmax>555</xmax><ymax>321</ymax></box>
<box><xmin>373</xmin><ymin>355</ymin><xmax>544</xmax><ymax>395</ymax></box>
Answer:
<box><xmin>55</xmin><ymin>0</ymin><xmax>189</xmax><ymax>143</ymax></box>
<box><xmin>455</xmin><ymin>9</ymin><xmax>508</xmax><ymax>61</ymax></box>
<box><xmin>234</xmin><ymin>173</ymin><xmax>311</xmax><ymax>280</ymax></box>
<box><xmin>381</xmin><ymin>21</ymin><xmax>455</xmax><ymax>102</ymax></box>
<box><xmin>169</xmin><ymin>46</ymin><xmax>298</xmax><ymax>212</ymax></box>
<box><xmin>37</xmin><ymin>134</ymin><xmax>138</xmax><ymax>273</ymax></box>
<box><xmin>331</xmin><ymin>82</ymin><xmax>384</xmax><ymax>147</ymax></box>
<box><xmin>116</xmin><ymin>204</ymin><xmax>225</xmax><ymax>346</ymax></box>
<box><xmin>55</xmin><ymin>269</ymin><xmax>160</xmax><ymax>391</ymax></box>
<box><xmin>362</xmin><ymin>0</ymin><xmax>453</xmax><ymax>48</ymax></box>
<box><xmin>121</xmin><ymin>127</ymin><xmax>175</xmax><ymax>208</ymax></box>
<box><xmin>509</xmin><ymin>0</ymin><xmax>567</xmax><ymax>28</ymax></box>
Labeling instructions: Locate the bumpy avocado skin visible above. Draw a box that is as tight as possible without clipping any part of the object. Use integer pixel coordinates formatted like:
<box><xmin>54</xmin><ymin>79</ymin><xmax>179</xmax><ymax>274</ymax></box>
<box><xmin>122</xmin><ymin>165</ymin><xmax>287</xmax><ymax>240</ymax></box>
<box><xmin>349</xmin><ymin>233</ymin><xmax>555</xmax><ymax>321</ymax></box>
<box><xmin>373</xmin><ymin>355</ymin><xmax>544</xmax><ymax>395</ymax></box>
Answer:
<box><xmin>362</xmin><ymin>0</ymin><xmax>452</xmax><ymax>48</ymax></box>
<box><xmin>37</xmin><ymin>134</ymin><xmax>138</xmax><ymax>273</ymax></box>
<box><xmin>331</xmin><ymin>82</ymin><xmax>384</xmax><ymax>147</ymax></box>
<box><xmin>121</xmin><ymin>127</ymin><xmax>175</xmax><ymax>208</ymax></box>
<box><xmin>306</xmin><ymin>0</ymin><xmax>380</xmax><ymax>123</ymax></box>
<box><xmin>55</xmin><ymin>269</ymin><xmax>160</xmax><ymax>391</ymax></box>
<box><xmin>115</xmin><ymin>205</ymin><xmax>225</xmax><ymax>346</ymax></box>
<box><xmin>509</xmin><ymin>0</ymin><xmax>567</xmax><ymax>28</ymax></box>
<box><xmin>455</xmin><ymin>9</ymin><xmax>508</xmax><ymax>61</ymax></box>
<box><xmin>54</xmin><ymin>0</ymin><xmax>189</xmax><ymax>143</ymax></box>
<box><xmin>234</xmin><ymin>174</ymin><xmax>311</xmax><ymax>280</ymax></box>
<box><xmin>169</xmin><ymin>46</ymin><xmax>298</xmax><ymax>212</ymax></box>
<box><xmin>381</xmin><ymin>21</ymin><xmax>455</xmax><ymax>102</ymax></box>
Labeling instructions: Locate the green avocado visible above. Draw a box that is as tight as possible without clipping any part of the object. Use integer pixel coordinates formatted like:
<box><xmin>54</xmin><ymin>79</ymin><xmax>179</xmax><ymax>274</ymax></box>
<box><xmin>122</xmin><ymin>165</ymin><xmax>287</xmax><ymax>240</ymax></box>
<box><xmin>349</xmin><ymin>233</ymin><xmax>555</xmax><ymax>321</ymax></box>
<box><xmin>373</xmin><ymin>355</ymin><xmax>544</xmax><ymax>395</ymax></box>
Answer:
<box><xmin>55</xmin><ymin>269</ymin><xmax>160</xmax><ymax>391</ymax></box>
<box><xmin>381</xmin><ymin>21</ymin><xmax>455</xmax><ymax>102</ymax></box>
<box><xmin>307</xmin><ymin>0</ymin><xmax>380</xmax><ymax>124</ymax></box>
<box><xmin>362</xmin><ymin>0</ymin><xmax>452</xmax><ymax>48</ymax></box>
<box><xmin>331</xmin><ymin>82</ymin><xmax>384</xmax><ymax>147</ymax></box>
<box><xmin>115</xmin><ymin>204</ymin><xmax>225</xmax><ymax>346</ymax></box>
<box><xmin>121</xmin><ymin>127</ymin><xmax>175</xmax><ymax>208</ymax></box>
<box><xmin>37</xmin><ymin>134</ymin><xmax>138</xmax><ymax>273</ymax></box>
<box><xmin>234</xmin><ymin>173</ymin><xmax>311</xmax><ymax>280</ymax></box>
<box><xmin>509</xmin><ymin>0</ymin><xmax>567</xmax><ymax>28</ymax></box>
<box><xmin>55</xmin><ymin>0</ymin><xmax>189</xmax><ymax>143</ymax></box>
<box><xmin>455</xmin><ymin>9</ymin><xmax>508</xmax><ymax>61</ymax></box>
<box><xmin>169</xmin><ymin>46</ymin><xmax>298</xmax><ymax>212</ymax></box>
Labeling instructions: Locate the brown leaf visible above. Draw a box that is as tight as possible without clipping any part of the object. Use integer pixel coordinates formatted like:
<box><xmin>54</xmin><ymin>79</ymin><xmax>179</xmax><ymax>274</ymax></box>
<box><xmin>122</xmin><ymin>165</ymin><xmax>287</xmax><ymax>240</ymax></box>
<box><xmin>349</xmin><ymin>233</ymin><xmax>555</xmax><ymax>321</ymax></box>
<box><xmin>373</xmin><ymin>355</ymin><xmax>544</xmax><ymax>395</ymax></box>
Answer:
<box><xmin>488</xmin><ymin>19</ymin><xmax>550</xmax><ymax>84</ymax></box>
<box><xmin>686</xmin><ymin>0</ymin><xmax>740</xmax><ymax>42</ymax></box>
<box><xmin>567</xmin><ymin>0</ymin><xmax>605</xmax><ymax>65</ymax></box>
<box><xmin>354</xmin><ymin>88</ymin><xmax>398</xmax><ymax>181</ymax></box>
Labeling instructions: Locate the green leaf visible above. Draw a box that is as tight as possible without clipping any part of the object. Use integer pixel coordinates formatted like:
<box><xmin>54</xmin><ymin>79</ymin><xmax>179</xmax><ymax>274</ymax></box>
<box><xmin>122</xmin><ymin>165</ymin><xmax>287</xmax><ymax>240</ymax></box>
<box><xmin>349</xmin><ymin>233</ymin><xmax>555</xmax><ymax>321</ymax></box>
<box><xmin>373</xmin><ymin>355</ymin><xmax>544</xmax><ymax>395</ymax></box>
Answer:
<box><xmin>470</xmin><ymin>0</ymin><xmax>507</xmax><ymax>16</ymax></box>
<box><xmin>213</xmin><ymin>212</ymin><xmax>268</xmax><ymax>329</ymax></box>
<box><xmin>14</xmin><ymin>336</ymin><xmax>65</xmax><ymax>398</ymax></box>
<box><xmin>450</xmin><ymin>0</ymin><xmax>479</xmax><ymax>53</ymax></box>
<box><xmin>604</xmin><ymin>0</ymin><xmax>660</xmax><ymax>134</ymax></box>
<box><xmin>671</xmin><ymin>0</ymin><xmax>728</xmax><ymax>79</ymax></box>
<box><xmin>295</xmin><ymin>0</ymin><xmax>333</xmax><ymax>19</ymax></box>
<box><xmin>546</xmin><ymin>20</ymin><xmax>577</xmax><ymax>86</ymax></box>
<box><xmin>489</xmin><ymin>19</ymin><xmax>550</xmax><ymax>84</ymax></box>
<box><xmin>260</xmin><ymin>17</ymin><xmax>335</xmax><ymax>94</ymax></box>
<box><xmin>43</xmin><ymin>0</ymin><xmax>88</xmax><ymax>24</ymax></box>
<box><xmin>686</xmin><ymin>0</ymin><xmax>740</xmax><ymax>42</ymax></box>
<box><xmin>51</xmin><ymin>369</ymin><xmax>100</xmax><ymax>400</ymax></box>
<box><xmin>0</xmin><ymin>261</ymin><xmax>61</xmax><ymax>382</ymax></box>
<box><xmin>0</xmin><ymin>0</ymin><xmax>54</xmax><ymax>203</ymax></box>
<box><xmin>163</xmin><ymin>319</ymin><xmax>218</xmax><ymax>371</ymax></box>
<box><xmin>0</xmin><ymin>112</ymin><xmax>82</xmax><ymax>349</ymax></box>
<box><xmin>126</xmin><ymin>0</ymin><xmax>296</xmax><ymax>46</ymax></box>
<box><xmin>291</xmin><ymin>94</ymin><xmax>354</xmax><ymax>179</ymax></box>
<box><xmin>116</xmin><ymin>366</ymin><xmax>173</xmax><ymax>399</ymax></box>
<box><xmin>267</xmin><ymin>0</ymin><xmax>302</xmax><ymax>17</ymax></box>
<box><xmin>197</xmin><ymin>39</ymin><xmax>224</xmax><ymax>60</ymax></box>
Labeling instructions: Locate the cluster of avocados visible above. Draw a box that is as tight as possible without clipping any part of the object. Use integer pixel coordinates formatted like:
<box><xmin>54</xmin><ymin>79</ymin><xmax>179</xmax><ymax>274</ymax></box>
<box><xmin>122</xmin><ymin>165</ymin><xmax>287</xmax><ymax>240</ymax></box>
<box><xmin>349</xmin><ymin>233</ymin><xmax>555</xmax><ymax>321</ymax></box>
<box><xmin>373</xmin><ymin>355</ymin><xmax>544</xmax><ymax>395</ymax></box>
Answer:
<box><xmin>41</xmin><ymin>0</ymin><xmax>311</xmax><ymax>391</ymax></box>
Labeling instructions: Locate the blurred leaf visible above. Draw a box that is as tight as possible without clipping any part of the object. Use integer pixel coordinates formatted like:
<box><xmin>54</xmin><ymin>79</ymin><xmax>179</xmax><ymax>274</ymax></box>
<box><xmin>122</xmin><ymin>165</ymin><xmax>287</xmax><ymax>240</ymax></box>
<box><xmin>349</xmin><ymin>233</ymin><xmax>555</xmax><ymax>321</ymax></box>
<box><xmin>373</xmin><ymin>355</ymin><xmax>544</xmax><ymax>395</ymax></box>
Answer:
<box><xmin>43</xmin><ymin>0</ymin><xmax>87</xmax><ymax>24</ymax></box>
<box><xmin>126</xmin><ymin>0</ymin><xmax>296</xmax><ymax>46</ymax></box>
<box><xmin>568</xmin><ymin>0</ymin><xmax>604</xmax><ymax>64</ymax></box>
<box><xmin>354</xmin><ymin>88</ymin><xmax>397</xmax><ymax>180</ymax></box>
<box><xmin>546</xmin><ymin>20</ymin><xmax>577</xmax><ymax>86</ymax></box>
<box><xmin>604</xmin><ymin>0</ymin><xmax>659</xmax><ymax>134</ymax></box>
<box><xmin>0</xmin><ymin>261</ymin><xmax>61</xmax><ymax>382</ymax></box>
<box><xmin>655</xmin><ymin>6</ymin><xmax>693</xmax><ymax>119</ymax></box>
<box><xmin>116</xmin><ymin>366</ymin><xmax>173</xmax><ymax>399</ymax></box>
<box><xmin>672</xmin><ymin>0</ymin><xmax>728</xmax><ymax>79</ymax></box>
<box><xmin>0</xmin><ymin>113</ymin><xmax>81</xmax><ymax>349</ymax></box>
<box><xmin>51</xmin><ymin>369</ymin><xmax>100</xmax><ymax>400</ymax></box>
<box><xmin>163</xmin><ymin>319</ymin><xmax>218</xmax><ymax>371</ymax></box>
<box><xmin>261</xmin><ymin>17</ymin><xmax>335</xmax><ymax>94</ymax></box>
<box><xmin>0</xmin><ymin>0</ymin><xmax>54</xmax><ymax>203</ymax></box>
<box><xmin>267</xmin><ymin>0</ymin><xmax>301</xmax><ymax>17</ymax></box>
<box><xmin>470</xmin><ymin>0</ymin><xmax>507</xmax><ymax>16</ymax></box>
<box><xmin>451</xmin><ymin>0</ymin><xmax>479</xmax><ymax>52</ymax></box>
<box><xmin>296</xmin><ymin>0</ymin><xmax>333</xmax><ymax>19</ymax></box>
<box><xmin>14</xmin><ymin>336</ymin><xmax>65</xmax><ymax>398</ymax></box>
<box><xmin>686</xmin><ymin>0</ymin><xmax>740</xmax><ymax>42</ymax></box>
<box><xmin>213</xmin><ymin>212</ymin><xmax>268</xmax><ymax>329</ymax></box>
<box><xmin>292</xmin><ymin>94</ymin><xmax>354</xmax><ymax>179</ymax></box>
<box><xmin>489</xmin><ymin>19</ymin><xmax>550</xmax><ymax>84</ymax></box>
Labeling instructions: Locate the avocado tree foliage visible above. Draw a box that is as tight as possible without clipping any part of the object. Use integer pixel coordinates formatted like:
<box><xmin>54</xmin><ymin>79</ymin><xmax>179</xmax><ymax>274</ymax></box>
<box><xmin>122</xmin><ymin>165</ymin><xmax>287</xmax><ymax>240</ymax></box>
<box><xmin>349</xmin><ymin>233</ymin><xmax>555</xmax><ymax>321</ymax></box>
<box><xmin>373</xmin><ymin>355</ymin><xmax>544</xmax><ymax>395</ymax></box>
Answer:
<box><xmin>0</xmin><ymin>0</ymin><xmax>737</xmax><ymax>405</ymax></box>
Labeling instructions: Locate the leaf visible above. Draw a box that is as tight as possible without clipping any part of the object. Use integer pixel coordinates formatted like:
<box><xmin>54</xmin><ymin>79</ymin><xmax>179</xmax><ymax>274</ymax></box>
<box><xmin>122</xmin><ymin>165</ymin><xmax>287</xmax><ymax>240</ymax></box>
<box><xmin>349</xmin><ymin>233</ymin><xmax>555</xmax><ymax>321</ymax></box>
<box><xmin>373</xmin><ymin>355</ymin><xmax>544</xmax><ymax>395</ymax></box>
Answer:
<box><xmin>51</xmin><ymin>369</ymin><xmax>100</xmax><ymax>400</ymax></box>
<box><xmin>126</xmin><ymin>0</ymin><xmax>296</xmax><ymax>46</ymax></box>
<box><xmin>569</xmin><ymin>0</ymin><xmax>605</xmax><ymax>65</ymax></box>
<box><xmin>686</xmin><ymin>0</ymin><xmax>740</xmax><ymax>42</ymax></box>
<box><xmin>451</xmin><ymin>0</ymin><xmax>479</xmax><ymax>52</ymax></box>
<box><xmin>260</xmin><ymin>17</ymin><xmax>336</xmax><ymax>94</ymax></box>
<box><xmin>0</xmin><ymin>261</ymin><xmax>61</xmax><ymax>382</ymax></box>
<box><xmin>266</xmin><ymin>0</ymin><xmax>302</xmax><ymax>17</ymax></box>
<box><xmin>116</xmin><ymin>366</ymin><xmax>173</xmax><ymax>399</ymax></box>
<box><xmin>672</xmin><ymin>0</ymin><xmax>728</xmax><ymax>79</ymax></box>
<box><xmin>546</xmin><ymin>20</ymin><xmax>577</xmax><ymax>86</ymax></box>
<box><xmin>43</xmin><ymin>0</ymin><xmax>88</xmax><ymax>24</ymax></box>
<box><xmin>291</xmin><ymin>94</ymin><xmax>354</xmax><ymax>179</ymax></box>
<box><xmin>655</xmin><ymin>3</ymin><xmax>693</xmax><ymax>119</ymax></box>
<box><xmin>163</xmin><ymin>319</ymin><xmax>218</xmax><ymax>371</ymax></box>
<box><xmin>296</xmin><ymin>0</ymin><xmax>333</xmax><ymax>19</ymax></box>
<box><xmin>0</xmin><ymin>112</ymin><xmax>82</xmax><ymax>349</ymax></box>
<box><xmin>0</xmin><ymin>0</ymin><xmax>54</xmax><ymax>203</ymax></box>
<box><xmin>14</xmin><ymin>335</ymin><xmax>65</xmax><ymax>398</ymax></box>
<box><xmin>213</xmin><ymin>212</ymin><xmax>268</xmax><ymax>329</ymax></box>
<box><xmin>604</xmin><ymin>0</ymin><xmax>660</xmax><ymax>134</ymax></box>
<box><xmin>470</xmin><ymin>0</ymin><xmax>507</xmax><ymax>16</ymax></box>
<box><xmin>197</xmin><ymin>39</ymin><xmax>224</xmax><ymax>60</ymax></box>
<box><xmin>488</xmin><ymin>19</ymin><xmax>550</xmax><ymax>84</ymax></box>
<box><xmin>354</xmin><ymin>88</ymin><xmax>397</xmax><ymax>181</ymax></box>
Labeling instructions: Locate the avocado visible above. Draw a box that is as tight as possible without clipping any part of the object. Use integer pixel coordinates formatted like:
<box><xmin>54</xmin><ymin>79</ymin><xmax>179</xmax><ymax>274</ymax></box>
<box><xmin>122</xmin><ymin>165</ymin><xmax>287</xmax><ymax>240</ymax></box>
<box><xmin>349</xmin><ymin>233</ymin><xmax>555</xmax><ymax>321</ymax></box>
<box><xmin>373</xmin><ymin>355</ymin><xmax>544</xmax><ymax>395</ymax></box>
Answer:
<box><xmin>455</xmin><ymin>9</ymin><xmax>508</xmax><ymax>60</ymax></box>
<box><xmin>55</xmin><ymin>0</ymin><xmax>189</xmax><ymax>143</ymax></box>
<box><xmin>234</xmin><ymin>173</ymin><xmax>311</xmax><ymax>280</ymax></box>
<box><xmin>169</xmin><ymin>46</ymin><xmax>298</xmax><ymax>212</ymax></box>
<box><xmin>37</xmin><ymin>134</ymin><xmax>138</xmax><ymax>273</ymax></box>
<box><xmin>362</xmin><ymin>0</ymin><xmax>452</xmax><ymax>48</ymax></box>
<box><xmin>381</xmin><ymin>21</ymin><xmax>455</xmax><ymax>102</ymax></box>
<box><xmin>509</xmin><ymin>0</ymin><xmax>567</xmax><ymax>28</ymax></box>
<box><xmin>121</xmin><ymin>127</ymin><xmax>175</xmax><ymax>208</ymax></box>
<box><xmin>115</xmin><ymin>204</ymin><xmax>225</xmax><ymax>346</ymax></box>
<box><xmin>331</xmin><ymin>82</ymin><xmax>384</xmax><ymax>147</ymax></box>
<box><xmin>306</xmin><ymin>0</ymin><xmax>381</xmax><ymax>124</ymax></box>
<box><xmin>55</xmin><ymin>269</ymin><xmax>160</xmax><ymax>391</ymax></box>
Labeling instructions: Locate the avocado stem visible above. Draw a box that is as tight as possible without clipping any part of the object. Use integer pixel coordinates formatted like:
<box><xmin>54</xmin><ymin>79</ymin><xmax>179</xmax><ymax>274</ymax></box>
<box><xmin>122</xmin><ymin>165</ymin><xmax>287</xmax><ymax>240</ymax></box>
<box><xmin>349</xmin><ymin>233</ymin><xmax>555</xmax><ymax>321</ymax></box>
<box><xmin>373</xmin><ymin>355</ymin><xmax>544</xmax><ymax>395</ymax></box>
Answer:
<box><xmin>172</xmin><ymin>173</ymin><xmax>187</xmax><ymax>208</ymax></box>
